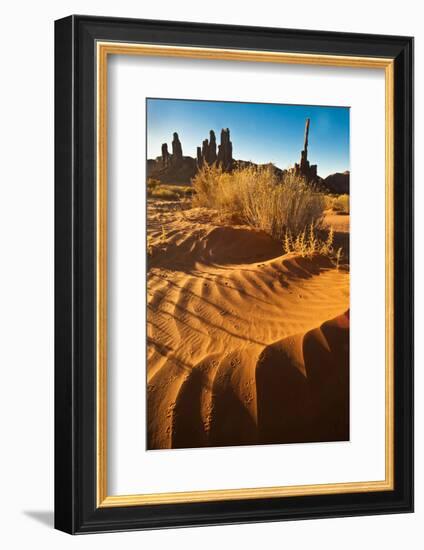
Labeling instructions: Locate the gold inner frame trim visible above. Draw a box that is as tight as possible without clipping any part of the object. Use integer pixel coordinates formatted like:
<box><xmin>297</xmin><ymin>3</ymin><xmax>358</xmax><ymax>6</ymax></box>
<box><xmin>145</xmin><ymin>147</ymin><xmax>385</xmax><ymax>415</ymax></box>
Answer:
<box><xmin>96</xmin><ymin>41</ymin><xmax>395</xmax><ymax>508</ymax></box>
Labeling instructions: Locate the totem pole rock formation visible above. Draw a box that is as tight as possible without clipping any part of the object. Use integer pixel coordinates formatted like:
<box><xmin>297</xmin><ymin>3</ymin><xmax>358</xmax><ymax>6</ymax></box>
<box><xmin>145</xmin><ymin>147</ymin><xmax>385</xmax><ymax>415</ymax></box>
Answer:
<box><xmin>172</xmin><ymin>132</ymin><xmax>183</xmax><ymax>164</ymax></box>
<box><xmin>196</xmin><ymin>128</ymin><xmax>232</xmax><ymax>170</ymax></box>
<box><xmin>161</xmin><ymin>143</ymin><xmax>170</xmax><ymax>166</ymax></box>
<box><xmin>217</xmin><ymin>128</ymin><xmax>233</xmax><ymax>171</ymax></box>
<box><xmin>147</xmin><ymin>119</ymin><xmax>347</xmax><ymax>189</ymax></box>
<box><xmin>207</xmin><ymin>130</ymin><xmax>217</xmax><ymax>164</ymax></box>
<box><xmin>300</xmin><ymin>118</ymin><xmax>310</xmax><ymax>172</ymax></box>
<box><xmin>201</xmin><ymin>138</ymin><xmax>209</xmax><ymax>165</ymax></box>
<box><xmin>292</xmin><ymin>118</ymin><xmax>317</xmax><ymax>182</ymax></box>
<box><xmin>150</xmin><ymin>131</ymin><xmax>197</xmax><ymax>184</ymax></box>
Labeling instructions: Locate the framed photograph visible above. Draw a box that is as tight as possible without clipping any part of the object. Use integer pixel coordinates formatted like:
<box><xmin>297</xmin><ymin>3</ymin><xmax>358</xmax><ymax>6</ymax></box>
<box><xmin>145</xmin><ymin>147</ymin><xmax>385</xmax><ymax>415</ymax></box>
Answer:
<box><xmin>54</xmin><ymin>15</ymin><xmax>413</xmax><ymax>533</ymax></box>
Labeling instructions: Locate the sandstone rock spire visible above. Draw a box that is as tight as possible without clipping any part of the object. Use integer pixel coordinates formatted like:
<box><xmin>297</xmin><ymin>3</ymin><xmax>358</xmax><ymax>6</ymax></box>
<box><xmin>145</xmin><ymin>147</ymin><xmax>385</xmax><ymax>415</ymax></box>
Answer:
<box><xmin>172</xmin><ymin>132</ymin><xmax>183</xmax><ymax>163</ymax></box>
<box><xmin>217</xmin><ymin>128</ymin><xmax>233</xmax><ymax>171</ymax></box>
<box><xmin>161</xmin><ymin>143</ymin><xmax>170</xmax><ymax>166</ymax></box>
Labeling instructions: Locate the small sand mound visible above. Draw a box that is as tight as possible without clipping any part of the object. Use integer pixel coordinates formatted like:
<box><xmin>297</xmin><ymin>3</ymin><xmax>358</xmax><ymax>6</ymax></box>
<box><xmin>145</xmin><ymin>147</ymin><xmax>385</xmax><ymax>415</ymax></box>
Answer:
<box><xmin>149</xmin><ymin>225</ymin><xmax>282</xmax><ymax>270</ymax></box>
<box><xmin>197</xmin><ymin>226</ymin><xmax>283</xmax><ymax>265</ymax></box>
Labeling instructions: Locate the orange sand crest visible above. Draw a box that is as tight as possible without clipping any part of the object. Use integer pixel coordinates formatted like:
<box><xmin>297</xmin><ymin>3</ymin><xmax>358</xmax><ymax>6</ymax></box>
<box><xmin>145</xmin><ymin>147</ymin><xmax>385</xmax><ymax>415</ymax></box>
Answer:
<box><xmin>147</xmin><ymin>200</ymin><xmax>349</xmax><ymax>450</ymax></box>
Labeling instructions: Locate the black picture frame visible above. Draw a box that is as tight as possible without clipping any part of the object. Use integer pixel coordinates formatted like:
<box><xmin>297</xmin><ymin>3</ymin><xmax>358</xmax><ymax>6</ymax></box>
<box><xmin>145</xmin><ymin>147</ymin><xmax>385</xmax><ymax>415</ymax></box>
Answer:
<box><xmin>55</xmin><ymin>15</ymin><xmax>414</xmax><ymax>534</ymax></box>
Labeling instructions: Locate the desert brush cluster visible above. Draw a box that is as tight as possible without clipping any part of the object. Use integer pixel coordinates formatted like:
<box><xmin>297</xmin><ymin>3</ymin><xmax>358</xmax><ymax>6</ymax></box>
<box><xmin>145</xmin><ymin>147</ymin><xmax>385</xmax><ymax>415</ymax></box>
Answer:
<box><xmin>191</xmin><ymin>164</ymin><xmax>343</xmax><ymax>264</ymax></box>
<box><xmin>192</xmin><ymin>164</ymin><xmax>324</xmax><ymax>238</ymax></box>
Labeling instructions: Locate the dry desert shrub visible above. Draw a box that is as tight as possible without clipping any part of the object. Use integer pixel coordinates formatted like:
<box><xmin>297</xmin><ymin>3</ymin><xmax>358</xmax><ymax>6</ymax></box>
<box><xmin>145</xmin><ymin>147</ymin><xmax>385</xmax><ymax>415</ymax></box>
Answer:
<box><xmin>192</xmin><ymin>164</ymin><xmax>325</xmax><ymax>240</ymax></box>
<box><xmin>147</xmin><ymin>178</ymin><xmax>193</xmax><ymax>200</ymax></box>
<box><xmin>324</xmin><ymin>193</ymin><xmax>350</xmax><ymax>214</ymax></box>
<box><xmin>283</xmin><ymin>224</ymin><xmax>344</xmax><ymax>267</ymax></box>
<box><xmin>284</xmin><ymin>224</ymin><xmax>333</xmax><ymax>256</ymax></box>
<box><xmin>333</xmin><ymin>193</ymin><xmax>349</xmax><ymax>214</ymax></box>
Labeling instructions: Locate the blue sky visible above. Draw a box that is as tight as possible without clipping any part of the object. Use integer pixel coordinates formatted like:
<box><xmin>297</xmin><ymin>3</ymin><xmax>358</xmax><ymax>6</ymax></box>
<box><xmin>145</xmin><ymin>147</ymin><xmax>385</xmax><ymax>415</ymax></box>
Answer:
<box><xmin>147</xmin><ymin>98</ymin><xmax>349</xmax><ymax>178</ymax></box>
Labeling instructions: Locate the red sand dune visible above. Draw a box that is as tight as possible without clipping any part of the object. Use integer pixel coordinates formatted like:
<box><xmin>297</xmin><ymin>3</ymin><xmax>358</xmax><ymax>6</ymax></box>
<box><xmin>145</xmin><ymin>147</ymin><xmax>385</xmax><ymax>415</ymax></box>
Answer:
<box><xmin>147</xmin><ymin>203</ymin><xmax>350</xmax><ymax>449</ymax></box>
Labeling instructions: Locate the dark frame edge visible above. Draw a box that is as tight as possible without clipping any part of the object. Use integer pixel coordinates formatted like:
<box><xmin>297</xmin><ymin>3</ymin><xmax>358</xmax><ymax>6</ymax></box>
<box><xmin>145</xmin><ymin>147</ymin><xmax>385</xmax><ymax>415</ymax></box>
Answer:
<box><xmin>393</xmin><ymin>34</ymin><xmax>414</xmax><ymax>515</ymax></box>
<box><xmin>55</xmin><ymin>15</ymin><xmax>77</xmax><ymax>535</ymax></box>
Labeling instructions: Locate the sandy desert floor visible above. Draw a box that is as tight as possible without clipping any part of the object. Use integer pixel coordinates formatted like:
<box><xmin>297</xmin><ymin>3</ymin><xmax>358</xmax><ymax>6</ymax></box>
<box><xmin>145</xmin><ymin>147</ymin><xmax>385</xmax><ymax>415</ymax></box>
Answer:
<box><xmin>147</xmin><ymin>199</ymin><xmax>350</xmax><ymax>449</ymax></box>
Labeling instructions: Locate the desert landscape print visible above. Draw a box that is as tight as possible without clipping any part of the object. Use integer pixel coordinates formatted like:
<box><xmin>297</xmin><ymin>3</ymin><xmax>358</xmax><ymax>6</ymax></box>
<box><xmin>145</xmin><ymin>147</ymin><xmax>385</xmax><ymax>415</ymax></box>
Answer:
<box><xmin>146</xmin><ymin>98</ymin><xmax>350</xmax><ymax>450</ymax></box>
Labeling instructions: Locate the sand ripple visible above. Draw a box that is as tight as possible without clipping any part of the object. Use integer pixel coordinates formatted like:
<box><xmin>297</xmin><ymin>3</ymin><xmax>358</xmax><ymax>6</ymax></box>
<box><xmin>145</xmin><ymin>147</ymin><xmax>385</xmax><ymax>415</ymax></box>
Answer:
<box><xmin>147</xmin><ymin>205</ymin><xmax>349</xmax><ymax>449</ymax></box>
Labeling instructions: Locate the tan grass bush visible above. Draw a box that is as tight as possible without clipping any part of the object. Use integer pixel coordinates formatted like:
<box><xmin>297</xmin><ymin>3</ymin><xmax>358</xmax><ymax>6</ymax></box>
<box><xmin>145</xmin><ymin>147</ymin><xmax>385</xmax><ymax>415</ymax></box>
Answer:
<box><xmin>283</xmin><ymin>225</ymin><xmax>343</xmax><ymax>265</ymax></box>
<box><xmin>147</xmin><ymin>178</ymin><xmax>161</xmax><ymax>190</ymax></box>
<box><xmin>147</xmin><ymin>182</ymin><xmax>193</xmax><ymax>200</ymax></box>
<box><xmin>192</xmin><ymin>164</ymin><xmax>325</xmax><ymax>240</ymax></box>
<box><xmin>333</xmin><ymin>194</ymin><xmax>349</xmax><ymax>214</ymax></box>
<box><xmin>324</xmin><ymin>193</ymin><xmax>349</xmax><ymax>214</ymax></box>
<box><xmin>283</xmin><ymin>225</ymin><xmax>335</xmax><ymax>257</ymax></box>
